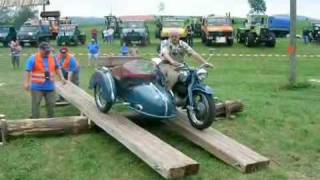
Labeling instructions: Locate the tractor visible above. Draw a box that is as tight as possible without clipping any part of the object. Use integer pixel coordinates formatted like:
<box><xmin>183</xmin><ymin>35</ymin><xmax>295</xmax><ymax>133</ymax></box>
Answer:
<box><xmin>310</xmin><ymin>22</ymin><xmax>320</xmax><ymax>43</ymax></box>
<box><xmin>236</xmin><ymin>14</ymin><xmax>276</xmax><ymax>47</ymax></box>
<box><xmin>56</xmin><ymin>24</ymin><xmax>86</xmax><ymax>46</ymax></box>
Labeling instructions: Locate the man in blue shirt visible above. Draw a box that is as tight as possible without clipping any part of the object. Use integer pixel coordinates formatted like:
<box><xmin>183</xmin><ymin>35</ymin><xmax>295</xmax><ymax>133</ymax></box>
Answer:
<box><xmin>23</xmin><ymin>42</ymin><xmax>65</xmax><ymax>118</ymax></box>
<box><xmin>120</xmin><ymin>42</ymin><xmax>129</xmax><ymax>56</ymax></box>
<box><xmin>87</xmin><ymin>39</ymin><xmax>100</xmax><ymax>67</ymax></box>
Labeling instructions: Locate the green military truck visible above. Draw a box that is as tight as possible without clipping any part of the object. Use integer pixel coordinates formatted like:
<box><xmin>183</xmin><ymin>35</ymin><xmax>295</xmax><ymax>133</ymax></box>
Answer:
<box><xmin>120</xmin><ymin>21</ymin><xmax>150</xmax><ymax>46</ymax></box>
<box><xmin>0</xmin><ymin>26</ymin><xmax>17</xmax><ymax>47</ymax></box>
<box><xmin>56</xmin><ymin>24</ymin><xmax>86</xmax><ymax>46</ymax></box>
<box><xmin>236</xmin><ymin>14</ymin><xmax>276</xmax><ymax>47</ymax></box>
<box><xmin>17</xmin><ymin>25</ymin><xmax>51</xmax><ymax>47</ymax></box>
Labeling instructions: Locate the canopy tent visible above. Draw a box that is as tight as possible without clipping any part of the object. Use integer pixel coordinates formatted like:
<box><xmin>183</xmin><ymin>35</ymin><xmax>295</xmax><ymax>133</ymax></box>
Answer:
<box><xmin>0</xmin><ymin>0</ymin><xmax>49</xmax><ymax>8</ymax></box>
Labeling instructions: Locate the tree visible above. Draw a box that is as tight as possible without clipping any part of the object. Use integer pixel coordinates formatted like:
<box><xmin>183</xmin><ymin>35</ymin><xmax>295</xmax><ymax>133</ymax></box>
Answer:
<box><xmin>12</xmin><ymin>7</ymin><xmax>38</xmax><ymax>28</ymax></box>
<box><xmin>0</xmin><ymin>8</ymin><xmax>14</xmax><ymax>25</ymax></box>
<box><xmin>248</xmin><ymin>0</ymin><xmax>267</xmax><ymax>13</ymax></box>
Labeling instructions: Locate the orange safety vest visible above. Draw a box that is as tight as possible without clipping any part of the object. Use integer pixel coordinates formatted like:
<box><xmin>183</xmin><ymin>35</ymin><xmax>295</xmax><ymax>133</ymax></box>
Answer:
<box><xmin>31</xmin><ymin>53</ymin><xmax>56</xmax><ymax>84</ymax></box>
<box><xmin>56</xmin><ymin>53</ymin><xmax>79</xmax><ymax>71</ymax></box>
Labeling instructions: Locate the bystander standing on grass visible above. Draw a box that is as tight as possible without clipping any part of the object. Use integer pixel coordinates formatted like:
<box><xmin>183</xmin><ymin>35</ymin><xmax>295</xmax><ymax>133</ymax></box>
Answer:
<box><xmin>9</xmin><ymin>40</ymin><xmax>22</xmax><ymax>69</ymax></box>
<box><xmin>87</xmin><ymin>39</ymin><xmax>100</xmax><ymax>67</ymax></box>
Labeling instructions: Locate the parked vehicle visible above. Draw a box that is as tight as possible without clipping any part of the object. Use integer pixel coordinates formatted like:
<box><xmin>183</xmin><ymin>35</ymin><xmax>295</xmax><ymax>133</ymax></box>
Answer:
<box><xmin>40</xmin><ymin>11</ymin><xmax>61</xmax><ymax>39</ymax></box>
<box><xmin>159</xmin><ymin>18</ymin><xmax>188</xmax><ymax>41</ymax></box>
<box><xmin>268</xmin><ymin>16</ymin><xmax>290</xmax><ymax>37</ymax></box>
<box><xmin>201</xmin><ymin>15</ymin><xmax>234</xmax><ymax>46</ymax></box>
<box><xmin>56</xmin><ymin>24</ymin><xmax>86</xmax><ymax>46</ymax></box>
<box><xmin>0</xmin><ymin>26</ymin><xmax>16</xmax><ymax>47</ymax></box>
<box><xmin>89</xmin><ymin>58</ymin><xmax>215</xmax><ymax>130</ymax></box>
<box><xmin>236</xmin><ymin>14</ymin><xmax>276</xmax><ymax>47</ymax></box>
<box><xmin>120</xmin><ymin>21</ymin><xmax>150</xmax><ymax>46</ymax></box>
<box><xmin>17</xmin><ymin>25</ymin><xmax>51</xmax><ymax>47</ymax></box>
<box><xmin>310</xmin><ymin>22</ymin><xmax>320</xmax><ymax>42</ymax></box>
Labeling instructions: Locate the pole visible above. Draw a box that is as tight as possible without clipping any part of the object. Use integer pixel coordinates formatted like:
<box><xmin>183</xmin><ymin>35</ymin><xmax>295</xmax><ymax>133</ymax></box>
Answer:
<box><xmin>289</xmin><ymin>0</ymin><xmax>297</xmax><ymax>84</ymax></box>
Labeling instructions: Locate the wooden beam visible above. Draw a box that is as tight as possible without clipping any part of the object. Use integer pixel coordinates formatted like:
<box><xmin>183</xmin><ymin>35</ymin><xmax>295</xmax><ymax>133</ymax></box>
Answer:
<box><xmin>5</xmin><ymin>116</ymin><xmax>89</xmax><ymax>137</ymax></box>
<box><xmin>56</xmin><ymin>82</ymin><xmax>199</xmax><ymax>179</ymax></box>
<box><xmin>164</xmin><ymin>111</ymin><xmax>270</xmax><ymax>173</ymax></box>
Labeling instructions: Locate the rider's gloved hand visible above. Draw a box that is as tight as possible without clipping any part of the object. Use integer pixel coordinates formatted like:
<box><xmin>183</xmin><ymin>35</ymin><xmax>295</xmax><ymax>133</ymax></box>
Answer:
<box><xmin>202</xmin><ymin>63</ymin><xmax>214</xmax><ymax>69</ymax></box>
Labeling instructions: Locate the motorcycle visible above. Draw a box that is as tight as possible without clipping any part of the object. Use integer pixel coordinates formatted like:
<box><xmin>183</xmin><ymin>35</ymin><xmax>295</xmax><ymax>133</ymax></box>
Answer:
<box><xmin>89</xmin><ymin>58</ymin><xmax>215</xmax><ymax>130</ymax></box>
<box><xmin>162</xmin><ymin>61</ymin><xmax>215</xmax><ymax>130</ymax></box>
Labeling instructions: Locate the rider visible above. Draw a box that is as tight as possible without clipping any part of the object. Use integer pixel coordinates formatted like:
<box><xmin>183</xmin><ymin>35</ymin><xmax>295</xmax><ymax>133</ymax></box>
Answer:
<box><xmin>159</xmin><ymin>31</ymin><xmax>213</xmax><ymax>90</ymax></box>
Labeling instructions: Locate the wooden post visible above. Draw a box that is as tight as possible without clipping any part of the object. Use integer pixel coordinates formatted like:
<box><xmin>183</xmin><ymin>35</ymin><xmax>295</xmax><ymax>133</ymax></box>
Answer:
<box><xmin>0</xmin><ymin>119</ymin><xmax>8</xmax><ymax>145</ymax></box>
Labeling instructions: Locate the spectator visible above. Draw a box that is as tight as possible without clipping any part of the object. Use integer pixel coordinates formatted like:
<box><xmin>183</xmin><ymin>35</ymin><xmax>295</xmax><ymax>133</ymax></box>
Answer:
<box><xmin>186</xmin><ymin>26</ymin><xmax>194</xmax><ymax>47</ymax></box>
<box><xmin>303</xmin><ymin>28</ymin><xmax>311</xmax><ymax>44</ymax></box>
<box><xmin>120</xmin><ymin>42</ymin><xmax>129</xmax><ymax>56</ymax></box>
<box><xmin>23</xmin><ymin>42</ymin><xmax>65</xmax><ymax>119</ymax></box>
<box><xmin>9</xmin><ymin>40</ymin><xmax>22</xmax><ymax>69</ymax></box>
<box><xmin>87</xmin><ymin>39</ymin><xmax>100</xmax><ymax>67</ymax></box>
<box><xmin>91</xmin><ymin>28</ymin><xmax>98</xmax><ymax>43</ymax></box>
<box><xmin>106</xmin><ymin>27</ymin><xmax>114</xmax><ymax>44</ymax></box>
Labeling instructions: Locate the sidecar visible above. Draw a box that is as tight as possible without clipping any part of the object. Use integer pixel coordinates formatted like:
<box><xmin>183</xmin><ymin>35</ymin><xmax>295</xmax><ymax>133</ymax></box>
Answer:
<box><xmin>89</xmin><ymin>59</ymin><xmax>177</xmax><ymax>119</ymax></box>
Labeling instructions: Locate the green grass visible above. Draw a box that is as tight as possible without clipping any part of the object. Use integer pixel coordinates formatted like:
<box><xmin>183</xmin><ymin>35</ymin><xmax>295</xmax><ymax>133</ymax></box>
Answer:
<box><xmin>0</xmin><ymin>23</ymin><xmax>320</xmax><ymax>180</ymax></box>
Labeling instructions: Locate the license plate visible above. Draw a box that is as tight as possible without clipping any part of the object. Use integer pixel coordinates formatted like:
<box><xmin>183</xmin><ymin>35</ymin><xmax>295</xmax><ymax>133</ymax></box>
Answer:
<box><xmin>216</xmin><ymin>37</ymin><xmax>226</xmax><ymax>43</ymax></box>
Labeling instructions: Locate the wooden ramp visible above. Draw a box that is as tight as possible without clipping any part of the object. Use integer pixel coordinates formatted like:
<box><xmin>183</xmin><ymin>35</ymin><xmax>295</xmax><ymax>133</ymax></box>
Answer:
<box><xmin>166</xmin><ymin>111</ymin><xmax>270</xmax><ymax>173</ymax></box>
<box><xmin>56</xmin><ymin>82</ymin><xmax>199</xmax><ymax>179</ymax></box>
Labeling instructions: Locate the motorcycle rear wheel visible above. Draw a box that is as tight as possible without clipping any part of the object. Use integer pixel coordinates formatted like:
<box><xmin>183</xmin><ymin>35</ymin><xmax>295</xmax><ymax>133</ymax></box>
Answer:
<box><xmin>94</xmin><ymin>84</ymin><xmax>113</xmax><ymax>113</ymax></box>
<box><xmin>187</xmin><ymin>91</ymin><xmax>215</xmax><ymax>130</ymax></box>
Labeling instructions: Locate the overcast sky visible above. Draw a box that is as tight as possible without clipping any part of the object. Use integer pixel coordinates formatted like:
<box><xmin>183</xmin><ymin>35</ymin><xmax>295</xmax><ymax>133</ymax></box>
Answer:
<box><xmin>41</xmin><ymin>0</ymin><xmax>320</xmax><ymax>18</ymax></box>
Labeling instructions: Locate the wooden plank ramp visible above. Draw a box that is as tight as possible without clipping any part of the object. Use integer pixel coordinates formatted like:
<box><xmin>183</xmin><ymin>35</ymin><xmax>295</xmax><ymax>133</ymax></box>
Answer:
<box><xmin>56</xmin><ymin>82</ymin><xmax>199</xmax><ymax>179</ymax></box>
<box><xmin>165</xmin><ymin>111</ymin><xmax>270</xmax><ymax>173</ymax></box>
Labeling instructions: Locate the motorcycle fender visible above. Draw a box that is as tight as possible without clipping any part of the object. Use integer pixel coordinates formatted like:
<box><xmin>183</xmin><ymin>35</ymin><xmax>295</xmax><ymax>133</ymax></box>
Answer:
<box><xmin>191</xmin><ymin>84</ymin><xmax>214</xmax><ymax>95</ymax></box>
<box><xmin>89</xmin><ymin>69</ymin><xmax>117</xmax><ymax>103</ymax></box>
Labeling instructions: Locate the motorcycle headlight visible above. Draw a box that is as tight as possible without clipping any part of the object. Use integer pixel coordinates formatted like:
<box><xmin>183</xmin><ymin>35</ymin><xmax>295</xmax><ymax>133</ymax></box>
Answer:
<box><xmin>178</xmin><ymin>70</ymin><xmax>189</xmax><ymax>82</ymax></box>
<box><xmin>197</xmin><ymin>68</ymin><xmax>208</xmax><ymax>81</ymax></box>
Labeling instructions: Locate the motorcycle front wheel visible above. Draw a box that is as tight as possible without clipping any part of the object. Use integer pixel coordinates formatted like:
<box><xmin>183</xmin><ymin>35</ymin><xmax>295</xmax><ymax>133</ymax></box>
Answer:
<box><xmin>187</xmin><ymin>91</ymin><xmax>215</xmax><ymax>130</ymax></box>
<box><xmin>94</xmin><ymin>84</ymin><xmax>113</xmax><ymax>113</ymax></box>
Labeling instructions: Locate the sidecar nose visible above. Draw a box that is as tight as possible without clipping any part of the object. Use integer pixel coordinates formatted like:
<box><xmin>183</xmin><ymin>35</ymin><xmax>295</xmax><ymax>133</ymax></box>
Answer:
<box><xmin>126</xmin><ymin>83</ymin><xmax>177</xmax><ymax>119</ymax></box>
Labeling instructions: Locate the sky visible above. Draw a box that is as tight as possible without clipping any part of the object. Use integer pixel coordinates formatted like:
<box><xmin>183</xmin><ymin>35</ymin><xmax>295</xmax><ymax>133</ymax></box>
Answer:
<box><xmin>40</xmin><ymin>0</ymin><xmax>320</xmax><ymax>18</ymax></box>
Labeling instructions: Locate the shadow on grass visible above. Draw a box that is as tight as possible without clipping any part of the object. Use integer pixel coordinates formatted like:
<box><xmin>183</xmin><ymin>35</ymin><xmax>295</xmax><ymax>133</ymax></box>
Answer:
<box><xmin>279</xmin><ymin>81</ymin><xmax>314</xmax><ymax>91</ymax></box>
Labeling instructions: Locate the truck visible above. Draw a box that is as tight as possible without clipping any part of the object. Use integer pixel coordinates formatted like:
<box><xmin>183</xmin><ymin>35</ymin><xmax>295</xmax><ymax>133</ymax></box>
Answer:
<box><xmin>17</xmin><ymin>24</ymin><xmax>51</xmax><ymax>47</ymax></box>
<box><xmin>158</xmin><ymin>18</ymin><xmax>187</xmax><ymax>41</ymax></box>
<box><xmin>0</xmin><ymin>26</ymin><xmax>17</xmax><ymax>47</ymax></box>
<box><xmin>201</xmin><ymin>15</ymin><xmax>234</xmax><ymax>46</ymax></box>
<box><xmin>120</xmin><ymin>21</ymin><xmax>150</xmax><ymax>46</ymax></box>
<box><xmin>268</xmin><ymin>16</ymin><xmax>290</xmax><ymax>37</ymax></box>
<box><xmin>236</xmin><ymin>14</ymin><xmax>276</xmax><ymax>48</ymax></box>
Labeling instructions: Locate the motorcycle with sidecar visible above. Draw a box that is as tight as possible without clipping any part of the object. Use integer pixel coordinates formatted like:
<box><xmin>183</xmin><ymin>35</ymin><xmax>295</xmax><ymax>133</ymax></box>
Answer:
<box><xmin>89</xmin><ymin>58</ymin><xmax>215</xmax><ymax>130</ymax></box>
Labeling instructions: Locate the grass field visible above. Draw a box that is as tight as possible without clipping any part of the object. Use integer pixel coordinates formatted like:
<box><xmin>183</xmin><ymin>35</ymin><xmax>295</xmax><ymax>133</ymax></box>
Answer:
<box><xmin>0</xmin><ymin>23</ymin><xmax>319</xmax><ymax>180</ymax></box>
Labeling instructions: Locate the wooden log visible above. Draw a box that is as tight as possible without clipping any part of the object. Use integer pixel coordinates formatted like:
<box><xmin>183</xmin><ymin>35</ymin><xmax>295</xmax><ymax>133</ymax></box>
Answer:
<box><xmin>215</xmin><ymin>100</ymin><xmax>244</xmax><ymax>118</ymax></box>
<box><xmin>0</xmin><ymin>114</ymin><xmax>6</xmax><ymax>120</ymax></box>
<box><xmin>55</xmin><ymin>101</ymin><xmax>70</xmax><ymax>107</ymax></box>
<box><xmin>56</xmin><ymin>82</ymin><xmax>199</xmax><ymax>179</ymax></box>
<box><xmin>164</xmin><ymin>111</ymin><xmax>270</xmax><ymax>173</ymax></box>
<box><xmin>5</xmin><ymin>116</ymin><xmax>89</xmax><ymax>137</ymax></box>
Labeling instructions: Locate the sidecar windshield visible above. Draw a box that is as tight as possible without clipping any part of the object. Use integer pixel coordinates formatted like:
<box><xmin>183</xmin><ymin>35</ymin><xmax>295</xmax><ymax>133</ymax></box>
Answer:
<box><xmin>123</xmin><ymin>60</ymin><xmax>155</xmax><ymax>75</ymax></box>
<box><xmin>112</xmin><ymin>60</ymin><xmax>156</xmax><ymax>80</ymax></box>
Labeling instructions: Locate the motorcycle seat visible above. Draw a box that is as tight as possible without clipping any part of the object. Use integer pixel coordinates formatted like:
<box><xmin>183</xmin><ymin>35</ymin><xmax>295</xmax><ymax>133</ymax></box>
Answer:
<box><xmin>112</xmin><ymin>60</ymin><xmax>156</xmax><ymax>81</ymax></box>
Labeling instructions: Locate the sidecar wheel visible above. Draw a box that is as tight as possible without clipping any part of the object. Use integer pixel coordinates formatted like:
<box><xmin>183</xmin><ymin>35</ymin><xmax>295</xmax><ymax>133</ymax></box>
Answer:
<box><xmin>187</xmin><ymin>91</ymin><xmax>215</xmax><ymax>130</ymax></box>
<box><xmin>94</xmin><ymin>84</ymin><xmax>113</xmax><ymax>113</ymax></box>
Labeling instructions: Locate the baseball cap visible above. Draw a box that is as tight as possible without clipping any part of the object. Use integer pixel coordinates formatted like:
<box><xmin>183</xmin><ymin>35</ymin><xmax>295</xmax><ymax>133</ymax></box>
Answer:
<box><xmin>60</xmin><ymin>47</ymin><xmax>68</xmax><ymax>53</ymax></box>
<box><xmin>39</xmin><ymin>42</ymin><xmax>52</xmax><ymax>52</ymax></box>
